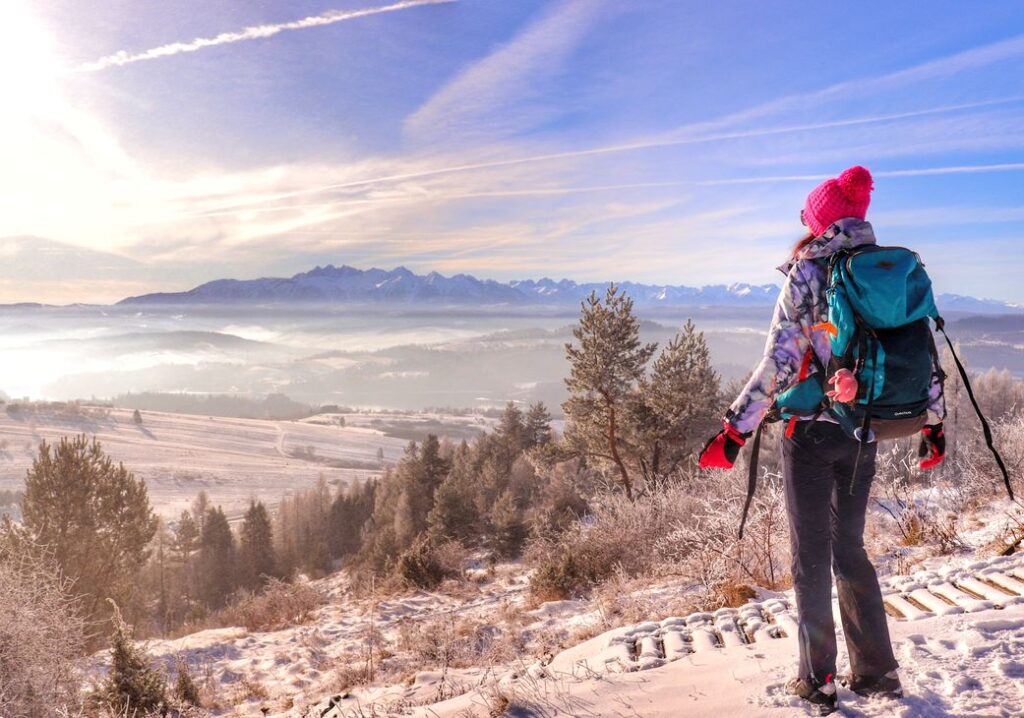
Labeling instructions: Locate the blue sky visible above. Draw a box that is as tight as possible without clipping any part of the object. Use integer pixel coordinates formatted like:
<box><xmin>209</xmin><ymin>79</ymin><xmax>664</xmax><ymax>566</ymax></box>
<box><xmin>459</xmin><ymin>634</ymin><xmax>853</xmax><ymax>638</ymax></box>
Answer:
<box><xmin>2</xmin><ymin>0</ymin><xmax>1023</xmax><ymax>303</ymax></box>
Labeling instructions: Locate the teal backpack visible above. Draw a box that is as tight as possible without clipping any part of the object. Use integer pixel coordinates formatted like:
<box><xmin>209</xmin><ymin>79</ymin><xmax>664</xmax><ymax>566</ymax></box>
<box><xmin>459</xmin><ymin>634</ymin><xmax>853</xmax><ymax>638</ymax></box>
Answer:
<box><xmin>737</xmin><ymin>244</ymin><xmax>1014</xmax><ymax>538</ymax></box>
<box><xmin>775</xmin><ymin>245</ymin><xmax>941</xmax><ymax>440</ymax></box>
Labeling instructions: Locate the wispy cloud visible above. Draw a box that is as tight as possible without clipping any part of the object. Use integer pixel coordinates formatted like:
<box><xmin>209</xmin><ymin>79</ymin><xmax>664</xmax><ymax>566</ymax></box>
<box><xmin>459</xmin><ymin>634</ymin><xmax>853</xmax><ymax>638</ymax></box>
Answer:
<box><xmin>665</xmin><ymin>33</ymin><xmax>1024</xmax><ymax>135</ymax></box>
<box><xmin>172</xmin><ymin>96</ymin><xmax>1024</xmax><ymax>216</ymax></box>
<box><xmin>404</xmin><ymin>0</ymin><xmax>610</xmax><ymax>143</ymax></box>
<box><xmin>73</xmin><ymin>0</ymin><xmax>454</xmax><ymax>73</ymax></box>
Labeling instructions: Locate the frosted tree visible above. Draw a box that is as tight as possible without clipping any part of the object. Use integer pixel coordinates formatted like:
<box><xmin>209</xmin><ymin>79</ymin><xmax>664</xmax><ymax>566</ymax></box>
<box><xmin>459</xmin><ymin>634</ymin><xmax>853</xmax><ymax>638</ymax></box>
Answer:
<box><xmin>495</xmin><ymin>401</ymin><xmax>527</xmax><ymax>453</ymax></box>
<box><xmin>21</xmin><ymin>435</ymin><xmax>157</xmax><ymax>626</ymax></box>
<box><xmin>563</xmin><ymin>286</ymin><xmax>657</xmax><ymax>499</ymax></box>
<box><xmin>634</xmin><ymin>320</ymin><xmax>721</xmax><ymax>481</ymax></box>
<box><xmin>0</xmin><ymin>530</ymin><xmax>84</xmax><ymax>718</ymax></box>
<box><xmin>101</xmin><ymin>601</ymin><xmax>167</xmax><ymax>717</ymax></box>
<box><xmin>490</xmin><ymin>487</ymin><xmax>526</xmax><ymax>557</ymax></box>
<box><xmin>524</xmin><ymin>401</ymin><xmax>553</xmax><ymax>447</ymax></box>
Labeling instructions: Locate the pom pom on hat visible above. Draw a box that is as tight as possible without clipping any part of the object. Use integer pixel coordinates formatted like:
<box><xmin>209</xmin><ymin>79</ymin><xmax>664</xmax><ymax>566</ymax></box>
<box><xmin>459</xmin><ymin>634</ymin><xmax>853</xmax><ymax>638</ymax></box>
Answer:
<box><xmin>837</xmin><ymin>165</ymin><xmax>873</xmax><ymax>203</ymax></box>
<box><xmin>803</xmin><ymin>165</ymin><xmax>874</xmax><ymax>236</ymax></box>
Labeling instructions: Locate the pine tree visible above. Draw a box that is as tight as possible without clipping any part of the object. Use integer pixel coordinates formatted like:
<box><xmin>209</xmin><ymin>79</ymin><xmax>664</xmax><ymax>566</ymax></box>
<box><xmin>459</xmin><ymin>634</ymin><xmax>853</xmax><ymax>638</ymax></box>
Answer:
<box><xmin>102</xmin><ymin>601</ymin><xmax>166</xmax><ymax>717</ymax></box>
<box><xmin>524</xmin><ymin>402</ymin><xmax>553</xmax><ymax>448</ymax></box>
<box><xmin>191</xmin><ymin>491</ymin><xmax>211</xmax><ymax>534</ymax></box>
<box><xmin>391</xmin><ymin>436</ymin><xmax>451</xmax><ymax>550</ymax></box>
<box><xmin>563</xmin><ymin>286</ymin><xmax>657</xmax><ymax>499</ymax></box>
<box><xmin>490</xmin><ymin>488</ymin><xmax>526</xmax><ymax>558</ymax></box>
<box><xmin>239</xmin><ymin>500</ymin><xmax>276</xmax><ymax>589</ymax></box>
<box><xmin>174</xmin><ymin>657</ymin><xmax>201</xmax><ymax>707</ymax></box>
<box><xmin>635</xmin><ymin>320</ymin><xmax>721</xmax><ymax>480</ymax></box>
<box><xmin>21</xmin><ymin>435</ymin><xmax>158</xmax><ymax>626</ymax></box>
<box><xmin>496</xmin><ymin>402</ymin><xmax>527</xmax><ymax>454</ymax></box>
<box><xmin>419</xmin><ymin>434</ymin><xmax>450</xmax><ymax>500</ymax></box>
<box><xmin>197</xmin><ymin>507</ymin><xmax>235</xmax><ymax>608</ymax></box>
<box><xmin>426</xmin><ymin>473</ymin><xmax>480</xmax><ymax>543</ymax></box>
<box><xmin>173</xmin><ymin>510</ymin><xmax>200</xmax><ymax>564</ymax></box>
<box><xmin>327</xmin><ymin>480</ymin><xmax>377</xmax><ymax>559</ymax></box>
<box><xmin>151</xmin><ymin>518</ymin><xmax>173</xmax><ymax>634</ymax></box>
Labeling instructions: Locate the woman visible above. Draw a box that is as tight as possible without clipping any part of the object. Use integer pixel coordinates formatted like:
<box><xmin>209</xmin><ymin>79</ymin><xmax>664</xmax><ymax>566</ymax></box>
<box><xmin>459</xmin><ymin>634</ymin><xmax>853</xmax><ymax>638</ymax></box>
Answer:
<box><xmin>698</xmin><ymin>166</ymin><xmax>946</xmax><ymax>715</ymax></box>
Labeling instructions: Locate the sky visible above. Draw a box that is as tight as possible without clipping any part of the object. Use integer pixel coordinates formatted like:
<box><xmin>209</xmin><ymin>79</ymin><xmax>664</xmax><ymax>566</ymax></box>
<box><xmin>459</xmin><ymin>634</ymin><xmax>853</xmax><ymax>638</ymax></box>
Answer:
<box><xmin>2</xmin><ymin>0</ymin><xmax>1024</xmax><ymax>304</ymax></box>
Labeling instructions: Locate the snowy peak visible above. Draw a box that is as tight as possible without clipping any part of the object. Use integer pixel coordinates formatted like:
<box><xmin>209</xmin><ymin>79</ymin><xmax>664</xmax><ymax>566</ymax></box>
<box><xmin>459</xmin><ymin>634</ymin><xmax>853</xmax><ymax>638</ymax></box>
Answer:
<box><xmin>119</xmin><ymin>266</ymin><xmax>781</xmax><ymax>308</ymax></box>
<box><xmin>119</xmin><ymin>265</ymin><xmax>529</xmax><ymax>306</ymax></box>
<box><xmin>117</xmin><ymin>265</ymin><xmax>1022</xmax><ymax>312</ymax></box>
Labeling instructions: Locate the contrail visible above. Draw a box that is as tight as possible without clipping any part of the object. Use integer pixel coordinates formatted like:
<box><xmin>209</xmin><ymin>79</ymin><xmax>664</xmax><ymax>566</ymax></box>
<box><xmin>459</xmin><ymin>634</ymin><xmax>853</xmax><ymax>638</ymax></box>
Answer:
<box><xmin>690</xmin><ymin>163</ymin><xmax>1024</xmax><ymax>186</ymax></box>
<box><xmin>73</xmin><ymin>0</ymin><xmax>454</xmax><ymax>73</ymax></box>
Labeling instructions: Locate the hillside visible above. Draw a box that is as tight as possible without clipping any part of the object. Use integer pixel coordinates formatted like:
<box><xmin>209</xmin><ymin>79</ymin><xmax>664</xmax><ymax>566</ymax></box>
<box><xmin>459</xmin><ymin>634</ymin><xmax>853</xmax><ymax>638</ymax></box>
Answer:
<box><xmin>100</xmin><ymin>498</ymin><xmax>1024</xmax><ymax>718</ymax></box>
<box><xmin>0</xmin><ymin>405</ymin><xmax>491</xmax><ymax>516</ymax></box>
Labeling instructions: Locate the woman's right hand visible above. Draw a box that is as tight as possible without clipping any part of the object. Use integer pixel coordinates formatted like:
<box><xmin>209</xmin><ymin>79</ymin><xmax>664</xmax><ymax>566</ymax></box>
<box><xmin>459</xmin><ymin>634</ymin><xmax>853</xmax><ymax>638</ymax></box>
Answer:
<box><xmin>919</xmin><ymin>423</ymin><xmax>946</xmax><ymax>469</ymax></box>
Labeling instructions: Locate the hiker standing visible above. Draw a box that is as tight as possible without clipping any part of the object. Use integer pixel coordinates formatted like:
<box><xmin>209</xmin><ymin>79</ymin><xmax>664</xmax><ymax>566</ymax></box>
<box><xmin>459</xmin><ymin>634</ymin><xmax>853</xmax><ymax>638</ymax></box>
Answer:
<box><xmin>698</xmin><ymin>166</ymin><xmax>946</xmax><ymax>715</ymax></box>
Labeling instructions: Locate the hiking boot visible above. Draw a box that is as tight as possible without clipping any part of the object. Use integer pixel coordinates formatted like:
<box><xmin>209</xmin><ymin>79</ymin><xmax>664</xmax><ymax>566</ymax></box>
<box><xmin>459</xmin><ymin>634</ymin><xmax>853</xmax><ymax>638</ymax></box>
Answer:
<box><xmin>786</xmin><ymin>675</ymin><xmax>838</xmax><ymax>716</ymax></box>
<box><xmin>840</xmin><ymin>669</ymin><xmax>903</xmax><ymax>698</ymax></box>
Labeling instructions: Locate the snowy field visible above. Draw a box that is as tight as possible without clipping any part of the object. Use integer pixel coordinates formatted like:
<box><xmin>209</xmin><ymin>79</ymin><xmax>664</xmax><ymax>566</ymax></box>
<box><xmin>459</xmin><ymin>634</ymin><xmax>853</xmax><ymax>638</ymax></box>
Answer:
<box><xmin>0</xmin><ymin>406</ymin><xmax>493</xmax><ymax>516</ymax></box>
<box><xmin>106</xmin><ymin>497</ymin><xmax>1024</xmax><ymax>718</ymax></box>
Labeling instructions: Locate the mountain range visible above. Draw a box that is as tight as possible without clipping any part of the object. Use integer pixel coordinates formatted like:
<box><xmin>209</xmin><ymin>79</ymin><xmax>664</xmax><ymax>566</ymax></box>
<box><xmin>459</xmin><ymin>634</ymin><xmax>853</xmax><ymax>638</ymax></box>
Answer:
<box><xmin>118</xmin><ymin>263</ymin><xmax>1022</xmax><ymax>313</ymax></box>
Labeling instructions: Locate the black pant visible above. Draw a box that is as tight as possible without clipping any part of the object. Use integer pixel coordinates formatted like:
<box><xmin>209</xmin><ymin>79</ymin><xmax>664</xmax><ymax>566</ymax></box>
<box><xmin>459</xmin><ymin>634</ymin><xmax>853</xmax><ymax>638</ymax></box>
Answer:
<box><xmin>782</xmin><ymin>421</ymin><xmax>898</xmax><ymax>683</ymax></box>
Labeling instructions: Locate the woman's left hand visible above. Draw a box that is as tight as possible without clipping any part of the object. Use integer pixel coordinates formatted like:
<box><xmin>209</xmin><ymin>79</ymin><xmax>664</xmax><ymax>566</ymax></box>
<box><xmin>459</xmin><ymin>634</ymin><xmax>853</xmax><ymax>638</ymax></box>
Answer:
<box><xmin>698</xmin><ymin>421</ymin><xmax>751</xmax><ymax>469</ymax></box>
<box><xmin>826</xmin><ymin>368</ymin><xmax>858</xmax><ymax>403</ymax></box>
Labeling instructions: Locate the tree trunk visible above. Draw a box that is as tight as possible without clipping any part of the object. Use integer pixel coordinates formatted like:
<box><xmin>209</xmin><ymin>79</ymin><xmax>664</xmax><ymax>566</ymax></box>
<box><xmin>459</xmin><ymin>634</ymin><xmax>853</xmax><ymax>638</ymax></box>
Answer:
<box><xmin>603</xmin><ymin>396</ymin><xmax>633</xmax><ymax>501</ymax></box>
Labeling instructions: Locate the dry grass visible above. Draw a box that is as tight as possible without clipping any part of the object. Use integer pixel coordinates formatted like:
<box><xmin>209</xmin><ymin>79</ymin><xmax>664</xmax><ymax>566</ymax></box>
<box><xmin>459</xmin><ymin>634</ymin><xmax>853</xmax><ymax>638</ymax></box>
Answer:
<box><xmin>719</xmin><ymin>582</ymin><xmax>758</xmax><ymax>607</ymax></box>
<box><xmin>219</xmin><ymin>578</ymin><xmax>324</xmax><ymax>632</ymax></box>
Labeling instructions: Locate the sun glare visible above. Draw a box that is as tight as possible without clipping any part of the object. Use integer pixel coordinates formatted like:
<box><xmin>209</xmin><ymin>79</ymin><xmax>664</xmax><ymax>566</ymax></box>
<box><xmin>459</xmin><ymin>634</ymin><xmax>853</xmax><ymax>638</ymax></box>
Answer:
<box><xmin>0</xmin><ymin>1</ymin><xmax>62</xmax><ymax>114</ymax></box>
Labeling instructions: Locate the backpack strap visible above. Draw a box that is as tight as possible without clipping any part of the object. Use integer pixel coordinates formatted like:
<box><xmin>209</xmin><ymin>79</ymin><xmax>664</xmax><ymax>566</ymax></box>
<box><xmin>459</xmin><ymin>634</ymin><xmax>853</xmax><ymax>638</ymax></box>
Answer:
<box><xmin>935</xmin><ymin>317</ymin><xmax>1015</xmax><ymax>501</ymax></box>
<box><xmin>849</xmin><ymin>330</ymin><xmax>878</xmax><ymax>495</ymax></box>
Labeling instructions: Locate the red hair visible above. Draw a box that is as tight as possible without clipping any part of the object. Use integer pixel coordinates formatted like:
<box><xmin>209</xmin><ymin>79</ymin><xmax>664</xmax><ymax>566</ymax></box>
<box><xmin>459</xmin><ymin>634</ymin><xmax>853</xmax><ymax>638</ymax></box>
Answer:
<box><xmin>791</xmin><ymin>232</ymin><xmax>815</xmax><ymax>260</ymax></box>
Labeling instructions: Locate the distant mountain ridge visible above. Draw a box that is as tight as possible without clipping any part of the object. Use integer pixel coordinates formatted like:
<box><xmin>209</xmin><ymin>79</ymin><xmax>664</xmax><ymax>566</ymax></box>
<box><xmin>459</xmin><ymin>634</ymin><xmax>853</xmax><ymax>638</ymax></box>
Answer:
<box><xmin>118</xmin><ymin>264</ymin><xmax>780</xmax><ymax>308</ymax></box>
<box><xmin>117</xmin><ymin>263</ymin><xmax>1022</xmax><ymax>313</ymax></box>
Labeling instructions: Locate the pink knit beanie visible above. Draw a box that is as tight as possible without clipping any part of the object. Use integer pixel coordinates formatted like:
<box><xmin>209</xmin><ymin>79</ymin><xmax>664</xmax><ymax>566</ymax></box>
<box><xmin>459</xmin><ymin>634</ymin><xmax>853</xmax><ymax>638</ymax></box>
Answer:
<box><xmin>802</xmin><ymin>166</ymin><xmax>874</xmax><ymax>236</ymax></box>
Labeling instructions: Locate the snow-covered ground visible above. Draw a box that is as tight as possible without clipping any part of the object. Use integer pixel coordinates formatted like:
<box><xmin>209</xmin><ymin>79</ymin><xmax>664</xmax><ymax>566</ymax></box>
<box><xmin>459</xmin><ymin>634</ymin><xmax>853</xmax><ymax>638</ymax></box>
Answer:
<box><xmin>0</xmin><ymin>406</ymin><xmax>491</xmax><ymax>516</ymax></box>
<box><xmin>417</xmin><ymin>554</ymin><xmax>1024</xmax><ymax>718</ymax></box>
<box><xmin>110</xmin><ymin>516</ymin><xmax>1024</xmax><ymax>718</ymax></box>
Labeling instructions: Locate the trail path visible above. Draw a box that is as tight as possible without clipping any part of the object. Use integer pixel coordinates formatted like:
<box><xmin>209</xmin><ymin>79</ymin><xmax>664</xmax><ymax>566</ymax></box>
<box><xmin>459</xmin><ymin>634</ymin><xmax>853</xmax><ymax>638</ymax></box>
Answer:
<box><xmin>382</xmin><ymin>553</ymin><xmax>1024</xmax><ymax>718</ymax></box>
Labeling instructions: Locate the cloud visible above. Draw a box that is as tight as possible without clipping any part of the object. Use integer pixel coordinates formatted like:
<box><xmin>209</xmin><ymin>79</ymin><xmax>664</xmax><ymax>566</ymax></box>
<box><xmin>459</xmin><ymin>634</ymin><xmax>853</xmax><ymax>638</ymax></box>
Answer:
<box><xmin>12</xmin><ymin>3</ymin><xmax>1024</xmax><ymax>303</ymax></box>
<box><xmin>662</xmin><ymin>33</ymin><xmax>1024</xmax><ymax>136</ymax></box>
<box><xmin>183</xmin><ymin>96</ymin><xmax>1024</xmax><ymax>215</ymax></box>
<box><xmin>404</xmin><ymin>0</ymin><xmax>610</xmax><ymax>143</ymax></box>
<box><xmin>72</xmin><ymin>0</ymin><xmax>454</xmax><ymax>73</ymax></box>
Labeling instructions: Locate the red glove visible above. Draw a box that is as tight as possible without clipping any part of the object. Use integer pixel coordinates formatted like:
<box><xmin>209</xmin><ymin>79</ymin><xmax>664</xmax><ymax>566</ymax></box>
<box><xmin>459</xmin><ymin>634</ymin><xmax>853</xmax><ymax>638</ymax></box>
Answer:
<box><xmin>699</xmin><ymin>421</ymin><xmax>751</xmax><ymax>469</ymax></box>
<box><xmin>918</xmin><ymin>423</ymin><xmax>946</xmax><ymax>469</ymax></box>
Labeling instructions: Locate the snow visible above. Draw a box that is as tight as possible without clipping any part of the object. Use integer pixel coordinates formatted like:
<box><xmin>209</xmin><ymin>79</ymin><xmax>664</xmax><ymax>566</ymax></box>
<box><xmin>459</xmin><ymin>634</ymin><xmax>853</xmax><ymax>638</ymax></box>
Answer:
<box><xmin>401</xmin><ymin>554</ymin><xmax>1024</xmax><ymax>718</ymax></box>
<box><xmin>115</xmin><ymin>544</ymin><xmax>1024</xmax><ymax>717</ymax></box>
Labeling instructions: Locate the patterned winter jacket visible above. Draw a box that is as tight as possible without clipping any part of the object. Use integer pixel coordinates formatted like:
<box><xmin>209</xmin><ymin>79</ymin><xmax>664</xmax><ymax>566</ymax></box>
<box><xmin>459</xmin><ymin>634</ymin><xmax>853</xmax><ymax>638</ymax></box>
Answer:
<box><xmin>727</xmin><ymin>217</ymin><xmax>946</xmax><ymax>435</ymax></box>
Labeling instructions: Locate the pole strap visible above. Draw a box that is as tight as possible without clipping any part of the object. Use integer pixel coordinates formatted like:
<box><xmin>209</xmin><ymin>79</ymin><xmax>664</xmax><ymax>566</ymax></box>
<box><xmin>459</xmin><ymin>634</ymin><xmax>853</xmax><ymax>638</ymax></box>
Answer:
<box><xmin>936</xmin><ymin>318</ymin><xmax>1015</xmax><ymax>501</ymax></box>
